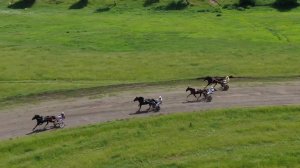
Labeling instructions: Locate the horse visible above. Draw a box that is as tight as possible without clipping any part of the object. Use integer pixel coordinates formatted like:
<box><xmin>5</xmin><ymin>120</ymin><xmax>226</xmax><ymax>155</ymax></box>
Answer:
<box><xmin>32</xmin><ymin>114</ymin><xmax>56</xmax><ymax>131</ymax></box>
<box><xmin>186</xmin><ymin>87</ymin><xmax>205</xmax><ymax>100</ymax></box>
<box><xmin>203</xmin><ymin>76</ymin><xmax>230</xmax><ymax>89</ymax></box>
<box><xmin>133</xmin><ymin>97</ymin><xmax>156</xmax><ymax>112</ymax></box>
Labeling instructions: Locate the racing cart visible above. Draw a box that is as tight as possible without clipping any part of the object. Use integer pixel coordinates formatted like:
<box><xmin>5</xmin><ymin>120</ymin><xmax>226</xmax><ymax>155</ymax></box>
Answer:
<box><xmin>53</xmin><ymin>112</ymin><xmax>65</xmax><ymax>128</ymax></box>
<box><xmin>204</xmin><ymin>94</ymin><xmax>213</xmax><ymax>102</ymax></box>
<box><xmin>151</xmin><ymin>102</ymin><xmax>161</xmax><ymax>112</ymax></box>
<box><xmin>202</xmin><ymin>88</ymin><xmax>214</xmax><ymax>102</ymax></box>
<box><xmin>220</xmin><ymin>81</ymin><xmax>229</xmax><ymax>91</ymax></box>
<box><xmin>220</xmin><ymin>76</ymin><xmax>230</xmax><ymax>91</ymax></box>
<box><xmin>150</xmin><ymin>96</ymin><xmax>162</xmax><ymax>112</ymax></box>
<box><xmin>54</xmin><ymin>118</ymin><xmax>65</xmax><ymax>128</ymax></box>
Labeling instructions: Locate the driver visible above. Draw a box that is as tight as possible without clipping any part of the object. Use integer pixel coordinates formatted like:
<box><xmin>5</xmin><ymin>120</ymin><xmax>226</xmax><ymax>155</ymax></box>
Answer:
<box><xmin>57</xmin><ymin>112</ymin><xmax>65</xmax><ymax>120</ymax></box>
<box><xmin>155</xmin><ymin>96</ymin><xmax>163</xmax><ymax>107</ymax></box>
<box><xmin>223</xmin><ymin>76</ymin><xmax>230</xmax><ymax>84</ymax></box>
<box><xmin>207</xmin><ymin>87</ymin><xmax>215</xmax><ymax>95</ymax></box>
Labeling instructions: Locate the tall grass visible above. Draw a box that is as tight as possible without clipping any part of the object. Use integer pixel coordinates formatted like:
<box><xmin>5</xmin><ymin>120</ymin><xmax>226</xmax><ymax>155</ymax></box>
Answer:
<box><xmin>1</xmin><ymin>106</ymin><xmax>300</xmax><ymax>167</ymax></box>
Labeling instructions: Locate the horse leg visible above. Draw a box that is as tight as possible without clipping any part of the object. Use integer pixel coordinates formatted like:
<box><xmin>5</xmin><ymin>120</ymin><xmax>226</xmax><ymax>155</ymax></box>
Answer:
<box><xmin>197</xmin><ymin>93</ymin><xmax>202</xmax><ymax>101</ymax></box>
<box><xmin>187</xmin><ymin>93</ymin><xmax>192</xmax><ymax>98</ymax></box>
<box><xmin>32</xmin><ymin>124</ymin><xmax>38</xmax><ymax>131</ymax></box>
<box><xmin>137</xmin><ymin>105</ymin><xmax>141</xmax><ymax>112</ymax></box>
<box><xmin>44</xmin><ymin>121</ymin><xmax>49</xmax><ymax>129</ymax></box>
<box><xmin>147</xmin><ymin>104</ymin><xmax>151</xmax><ymax>112</ymax></box>
<box><xmin>203</xmin><ymin>92</ymin><xmax>208</xmax><ymax>101</ymax></box>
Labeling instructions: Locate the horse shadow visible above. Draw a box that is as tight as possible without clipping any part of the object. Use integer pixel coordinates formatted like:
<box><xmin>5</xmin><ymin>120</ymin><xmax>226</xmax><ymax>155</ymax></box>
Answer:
<box><xmin>69</xmin><ymin>0</ymin><xmax>88</xmax><ymax>9</ymax></box>
<box><xmin>130</xmin><ymin>109</ymin><xmax>160</xmax><ymax>115</ymax></box>
<box><xmin>8</xmin><ymin>0</ymin><xmax>36</xmax><ymax>9</ymax></box>
<box><xmin>129</xmin><ymin>110</ymin><xmax>150</xmax><ymax>115</ymax></box>
<box><xmin>26</xmin><ymin>126</ymin><xmax>58</xmax><ymax>135</ymax></box>
<box><xmin>182</xmin><ymin>99</ymin><xmax>203</xmax><ymax>104</ymax></box>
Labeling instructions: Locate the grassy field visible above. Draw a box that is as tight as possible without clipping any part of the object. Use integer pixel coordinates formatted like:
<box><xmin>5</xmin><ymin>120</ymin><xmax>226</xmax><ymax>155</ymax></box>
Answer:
<box><xmin>0</xmin><ymin>0</ymin><xmax>300</xmax><ymax>103</ymax></box>
<box><xmin>0</xmin><ymin>106</ymin><xmax>300</xmax><ymax>167</ymax></box>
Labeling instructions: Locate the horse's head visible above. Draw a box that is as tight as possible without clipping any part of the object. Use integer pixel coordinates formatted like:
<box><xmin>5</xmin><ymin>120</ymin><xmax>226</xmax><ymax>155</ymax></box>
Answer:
<box><xmin>32</xmin><ymin>115</ymin><xmax>40</xmax><ymax>120</ymax></box>
<box><xmin>134</xmin><ymin>97</ymin><xmax>143</xmax><ymax>102</ymax></box>
<box><xmin>186</xmin><ymin>87</ymin><xmax>191</xmax><ymax>92</ymax></box>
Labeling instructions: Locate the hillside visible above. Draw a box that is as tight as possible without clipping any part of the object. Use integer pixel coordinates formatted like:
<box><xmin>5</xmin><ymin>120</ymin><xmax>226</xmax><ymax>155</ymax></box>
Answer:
<box><xmin>0</xmin><ymin>0</ymin><xmax>299</xmax><ymax>105</ymax></box>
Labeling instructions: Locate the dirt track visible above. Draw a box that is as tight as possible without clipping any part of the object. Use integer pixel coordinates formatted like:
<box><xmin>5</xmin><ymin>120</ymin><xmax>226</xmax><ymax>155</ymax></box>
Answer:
<box><xmin>0</xmin><ymin>81</ymin><xmax>300</xmax><ymax>140</ymax></box>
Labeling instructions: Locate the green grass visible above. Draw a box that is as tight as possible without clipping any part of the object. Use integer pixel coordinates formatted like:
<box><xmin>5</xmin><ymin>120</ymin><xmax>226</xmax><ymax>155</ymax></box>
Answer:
<box><xmin>0</xmin><ymin>0</ymin><xmax>300</xmax><ymax>104</ymax></box>
<box><xmin>1</xmin><ymin>106</ymin><xmax>300</xmax><ymax>167</ymax></box>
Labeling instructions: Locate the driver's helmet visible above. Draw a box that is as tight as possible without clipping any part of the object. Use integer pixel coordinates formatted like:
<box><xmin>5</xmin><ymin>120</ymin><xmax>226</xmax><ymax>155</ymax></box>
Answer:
<box><xmin>159</xmin><ymin>96</ymin><xmax>162</xmax><ymax>101</ymax></box>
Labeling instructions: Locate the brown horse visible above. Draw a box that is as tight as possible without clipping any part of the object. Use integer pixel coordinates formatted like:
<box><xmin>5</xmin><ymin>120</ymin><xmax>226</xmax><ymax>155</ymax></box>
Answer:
<box><xmin>186</xmin><ymin>87</ymin><xmax>205</xmax><ymax>100</ymax></box>
<box><xmin>133</xmin><ymin>97</ymin><xmax>156</xmax><ymax>112</ymax></box>
<box><xmin>32</xmin><ymin>115</ymin><xmax>56</xmax><ymax>131</ymax></box>
<box><xmin>203</xmin><ymin>76</ymin><xmax>230</xmax><ymax>88</ymax></box>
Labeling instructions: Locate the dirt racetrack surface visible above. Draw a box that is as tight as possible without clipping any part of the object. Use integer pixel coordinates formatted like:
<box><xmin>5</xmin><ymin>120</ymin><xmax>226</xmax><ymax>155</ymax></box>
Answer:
<box><xmin>0</xmin><ymin>81</ymin><xmax>300</xmax><ymax>140</ymax></box>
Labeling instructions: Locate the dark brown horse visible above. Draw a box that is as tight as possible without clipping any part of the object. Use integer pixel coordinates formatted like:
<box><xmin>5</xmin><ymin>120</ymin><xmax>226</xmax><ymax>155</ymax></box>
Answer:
<box><xmin>133</xmin><ymin>97</ymin><xmax>156</xmax><ymax>112</ymax></box>
<box><xmin>32</xmin><ymin>114</ymin><xmax>56</xmax><ymax>131</ymax></box>
<box><xmin>203</xmin><ymin>76</ymin><xmax>230</xmax><ymax>88</ymax></box>
<box><xmin>186</xmin><ymin>87</ymin><xmax>205</xmax><ymax>100</ymax></box>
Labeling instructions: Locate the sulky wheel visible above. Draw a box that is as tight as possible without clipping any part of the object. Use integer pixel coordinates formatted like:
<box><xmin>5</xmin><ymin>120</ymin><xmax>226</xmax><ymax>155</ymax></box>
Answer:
<box><xmin>59</xmin><ymin>121</ymin><xmax>65</xmax><ymax>128</ymax></box>
<box><xmin>154</xmin><ymin>106</ymin><xmax>160</xmax><ymax>112</ymax></box>
<box><xmin>223</xmin><ymin>84</ymin><xmax>229</xmax><ymax>91</ymax></box>
<box><xmin>206</xmin><ymin>95</ymin><xmax>212</xmax><ymax>102</ymax></box>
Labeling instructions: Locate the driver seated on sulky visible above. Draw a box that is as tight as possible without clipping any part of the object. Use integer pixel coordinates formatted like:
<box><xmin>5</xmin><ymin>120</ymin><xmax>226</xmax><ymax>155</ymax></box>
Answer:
<box><xmin>223</xmin><ymin>76</ymin><xmax>230</xmax><ymax>84</ymax></box>
<box><xmin>57</xmin><ymin>112</ymin><xmax>65</xmax><ymax>120</ymax></box>
<box><xmin>207</xmin><ymin>87</ymin><xmax>215</xmax><ymax>95</ymax></box>
<box><xmin>155</xmin><ymin>96</ymin><xmax>163</xmax><ymax>107</ymax></box>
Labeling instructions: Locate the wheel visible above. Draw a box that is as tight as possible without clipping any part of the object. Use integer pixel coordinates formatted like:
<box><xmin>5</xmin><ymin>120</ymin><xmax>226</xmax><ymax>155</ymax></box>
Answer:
<box><xmin>154</xmin><ymin>106</ymin><xmax>160</xmax><ymax>112</ymax></box>
<box><xmin>206</xmin><ymin>95</ymin><xmax>212</xmax><ymax>102</ymax></box>
<box><xmin>53</xmin><ymin>121</ymin><xmax>59</xmax><ymax>128</ymax></box>
<box><xmin>59</xmin><ymin>122</ymin><xmax>65</xmax><ymax>128</ymax></box>
<box><xmin>223</xmin><ymin>84</ymin><xmax>229</xmax><ymax>91</ymax></box>
<box><xmin>54</xmin><ymin>119</ymin><xmax>64</xmax><ymax>128</ymax></box>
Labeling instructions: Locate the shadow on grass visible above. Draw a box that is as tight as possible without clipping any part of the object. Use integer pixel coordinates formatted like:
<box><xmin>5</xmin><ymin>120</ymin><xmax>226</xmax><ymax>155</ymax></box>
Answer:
<box><xmin>272</xmin><ymin>3</ymin><xmax>299</xmax><ymax>12</ymax></box>
<box><xmin>155</xmin><ymin>0</ymin><xmax>189</xmax><ymax>10</ymax></box>
<box><xmin>94</xmin><ymin>7</ymin><xmax>111</xmax><ymax>13</ymax></box>
<box><xmin>69</xmin><ymin>0</ymin><xmax>88</xmax><ymax>9</ymax></box>
<box><xmin>94</xmin><ymin>2</ymin><xmax>116</xmax><ymax>13</ymax></box>
<box><xmin>223</xmin><ymin>2</ymin><xmax>299</xmax><ymax>12</ymax></box>
<box><xmin>8</xmin><ymin>0</ymin><xmax>36</xmax><ymax>9</ymax></box>
<box><xmin>143</xmin><ymin>0</ymin><xmax>159</xmax><ymax>7</ymax></box>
